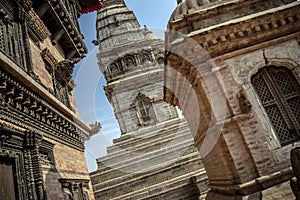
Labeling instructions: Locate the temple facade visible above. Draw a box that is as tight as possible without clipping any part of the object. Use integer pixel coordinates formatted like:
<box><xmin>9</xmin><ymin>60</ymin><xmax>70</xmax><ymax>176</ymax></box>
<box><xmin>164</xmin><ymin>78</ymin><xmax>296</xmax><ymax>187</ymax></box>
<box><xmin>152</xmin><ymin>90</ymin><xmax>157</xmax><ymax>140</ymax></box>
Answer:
<box><xmin>0</xmin><ymin>0</ymin><xmax>101</xmax><ymax>199</ymax></box>
<box><xmin>165</xmin><ymin>0</ymin><xmax>300</xmax><ymax>199</ymax></box>
<box><xmin>90</xmin><ymin>0</ymin><xmax>208</xmax><ymax>199</ymax></box>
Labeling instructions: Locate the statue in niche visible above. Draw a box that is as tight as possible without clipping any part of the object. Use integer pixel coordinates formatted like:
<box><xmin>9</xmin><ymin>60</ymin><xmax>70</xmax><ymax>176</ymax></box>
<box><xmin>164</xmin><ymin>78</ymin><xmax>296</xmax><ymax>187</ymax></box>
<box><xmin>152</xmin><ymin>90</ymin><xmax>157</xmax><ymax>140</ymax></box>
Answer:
<box><xmin>125</xmin><ymin>57</ymin><xmax>135</xmax><ymax>68</ymax></box>
<box><xmin>237</xmin><ymin>88</ymin><xmax>252</xmax><ymax>113</ymax></box>
<box><xmin>291</xmin><ymin>146</ymin><xmax>300</xmax><ymax>199</ymax></box>
<box><xmin>131</xmin><ymin>93</ymin><xmax>155</xmax><ymax>126</ymax></box>
<box><xmin>110</xmin><ymin>63</ymin><xmax>118</xmax><ymax>73</ymax></box>
<box><xmin>60</xmin><ymin>179</ymin><xmax>89</xmax><ymax>200</ymax></box>
<box><xmin>157</xmin><ymin>57</ymin><xmax>164</xmax><ymax>65</ymax></box>
<box><xmin>142</xmin><ymin>54</ymin><xmax>150</xmax><ymax>63</ymax></box>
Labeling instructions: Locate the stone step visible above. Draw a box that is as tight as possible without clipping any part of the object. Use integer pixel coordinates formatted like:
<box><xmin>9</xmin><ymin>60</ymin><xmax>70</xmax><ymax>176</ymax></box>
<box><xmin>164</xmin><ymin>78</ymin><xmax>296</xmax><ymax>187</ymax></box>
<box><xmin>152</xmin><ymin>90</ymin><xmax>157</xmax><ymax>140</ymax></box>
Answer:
<box><xmin>94</xmin><ymin>169</ymin><xmax>203</xmax><ymax>200</ymax></box>
<box><xmin>96</xmin><ymin>138</ymin><xmax>198</xmax><ymax>179</ymax></box>
<box><xmin>112</xmin><ymin>118</ymin><xmax>184</xmax><ymax>144</ymax></box>
<box><xmin>92</xmin><ymin>150</ymin><xmax>201</xmax><ymax>186</ymax></box>
<box><xmin>97</xmin><ymin>126</ymin><xmax>193</xmax><ymax>166</ymax></box>
<box><xmin>107</xmin><ymin>118</ymin><xmax>189</xmax><ymax>154</ymax></box>
<box><xmin>155</xmin><ymin>169</ymin><xmax>207</xmax><ymax>200</ymax></box>
<box><xmin>142</xmin><ymin>183</ymin><xmax>201</xmax><ymax>200</ymax></box>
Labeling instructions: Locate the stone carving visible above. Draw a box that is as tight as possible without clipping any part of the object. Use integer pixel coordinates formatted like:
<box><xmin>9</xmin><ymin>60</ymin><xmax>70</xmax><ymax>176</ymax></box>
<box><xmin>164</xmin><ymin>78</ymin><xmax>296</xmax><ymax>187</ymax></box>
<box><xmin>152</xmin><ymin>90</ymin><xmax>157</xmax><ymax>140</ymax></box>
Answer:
<box><xmin>157</xmin><ymin>57</ymin><xmax>164</xmax><ymax>65</ymax></box>
<box><xmin>237</xmin><ymin>88</ymin><xmax>252</xmax><ymax>113</ymax></box>
<box><xmin>291</xmin><ymin>147</ymin><xmax>300</xmax><ymax>199</ymax></box>
<box><xmin>142</xmin><ymin>54</ymin><xmax>151</xmax><ymax>63</ymax></box>
<box><xmin>227</xmin><ymin>52</ymin><xmax>263</xmax><ymax>84</ymax></box>
<box><xmin>109</xmin><ymin>63</ymin><xmax>119</xmax><ymax>73</ymax></box>
<box><xmin>124</xmin><ymin>56</ymin><xmax>135</xmax><ymax>68</ymax></box>
<box><xmin>130</xmin><ymin>93</ymin><xmax>154</xmax><ymax>126</ymax></box>
<box><xmin>59</xmin><ymin>179</ymin><xmax>90</xmax><ymax>200</ymax></box>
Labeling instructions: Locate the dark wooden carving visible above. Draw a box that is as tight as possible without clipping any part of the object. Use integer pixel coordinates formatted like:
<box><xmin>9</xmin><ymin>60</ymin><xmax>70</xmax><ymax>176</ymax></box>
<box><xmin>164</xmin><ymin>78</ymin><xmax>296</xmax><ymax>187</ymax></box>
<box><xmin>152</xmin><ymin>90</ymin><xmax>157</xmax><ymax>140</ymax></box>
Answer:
<box><xmin>252</xmin><ymin>66</ymin><xmax>300</xmax><ymax>146</ymax></box>
<box><xmin>59</xmin><ymin>178</ymin><xmax>90</xmax><ymax>200</ymax></box>
<box><xmin>0</xmin><ymin>67</ymin><xmax>87</xmax><ymax>150</ymax></box>
<box><xmin>0</xmin><ymin>123</ymin><xmax>47</xmax><ymax>200</ymax></box>
<box><xmin>54</xmin><ymin>59</ymin><xmax>74</xmax><ymax>87</ymax></box>
<box><xmin>0</xmin><ymin>157</ymin><xmax>17</xmax><ymax>200</ymax></box>
<box><xmin>237</xmin><ymin>88</ymin><xmax>252</xmax><ymax>113</ymax></box>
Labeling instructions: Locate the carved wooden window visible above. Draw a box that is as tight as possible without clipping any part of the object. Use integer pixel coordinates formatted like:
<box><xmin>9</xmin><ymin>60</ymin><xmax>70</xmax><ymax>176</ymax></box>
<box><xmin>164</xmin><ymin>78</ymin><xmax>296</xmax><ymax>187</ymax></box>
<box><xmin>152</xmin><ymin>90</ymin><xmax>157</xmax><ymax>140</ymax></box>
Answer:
<box><xmin>0</xmin><ymin>19</ymin><xmax>24</xmax><ymax>69</ymax></box>
<box><xmin>55</xmin><ymin>83</ymin><xmax>70</xmax><ymax>108</ymax></box>
<box><xmin>251</xmin><ymin>66</ymin><xmax>300</xmax><ymax>146</ymax></box>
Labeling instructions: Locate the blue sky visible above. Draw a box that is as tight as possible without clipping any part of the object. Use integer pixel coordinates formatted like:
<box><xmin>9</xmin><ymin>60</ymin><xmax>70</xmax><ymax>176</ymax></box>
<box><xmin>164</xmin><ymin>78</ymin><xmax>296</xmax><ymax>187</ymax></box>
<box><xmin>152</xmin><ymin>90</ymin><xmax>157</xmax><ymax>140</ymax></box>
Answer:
<box><xmin>74</xmin><ymin>0</ymin><xmax>177</xmax><ymax>172</ymax></box>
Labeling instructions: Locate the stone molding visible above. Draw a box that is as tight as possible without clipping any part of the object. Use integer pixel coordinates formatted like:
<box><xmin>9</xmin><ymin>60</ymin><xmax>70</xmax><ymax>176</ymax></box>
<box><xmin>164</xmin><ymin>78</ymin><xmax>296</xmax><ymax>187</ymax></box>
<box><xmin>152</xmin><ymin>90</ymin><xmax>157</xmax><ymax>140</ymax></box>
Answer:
<box><xmin>168</xmin><ymin>2</ymin><xmax>300</xmax><ymax>58</ymax></box>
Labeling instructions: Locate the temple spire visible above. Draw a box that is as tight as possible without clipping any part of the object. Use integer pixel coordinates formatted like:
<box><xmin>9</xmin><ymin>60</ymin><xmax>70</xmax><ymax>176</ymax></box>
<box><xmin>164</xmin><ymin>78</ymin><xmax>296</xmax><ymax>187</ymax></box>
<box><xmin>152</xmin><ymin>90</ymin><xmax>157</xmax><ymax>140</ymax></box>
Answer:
<box><xmin>101</xmin><ymin>0</ymin><xmax>125</xmax><ymax>7</ymax></box>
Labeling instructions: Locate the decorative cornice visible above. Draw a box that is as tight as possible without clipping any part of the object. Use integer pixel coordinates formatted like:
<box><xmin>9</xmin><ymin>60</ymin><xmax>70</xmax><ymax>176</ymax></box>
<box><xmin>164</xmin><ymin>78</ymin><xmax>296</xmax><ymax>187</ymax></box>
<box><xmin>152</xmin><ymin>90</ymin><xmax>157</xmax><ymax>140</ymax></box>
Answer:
<box><xmin>168</xmin><ymin>3</ymin><xmax>300</xmax><ymax>58</ymax></box>
<box><xmin>48</xmin><ymin>0</ymin><xmax>87</xmax><ymax>58</ymax></box>
<box><xmin>0</xmin><ymin>67</ymin><xmax>89</xmax><ymax>151</ymax></box>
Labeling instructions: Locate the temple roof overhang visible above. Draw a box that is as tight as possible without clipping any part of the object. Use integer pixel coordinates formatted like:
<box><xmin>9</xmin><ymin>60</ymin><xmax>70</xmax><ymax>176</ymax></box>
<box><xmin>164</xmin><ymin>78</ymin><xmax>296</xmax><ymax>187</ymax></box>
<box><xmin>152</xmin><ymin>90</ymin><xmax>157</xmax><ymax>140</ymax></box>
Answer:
<box><xmin>79</xmin><ymin>0</ymin><xmax>103</xmax><ymax>14</ymax></box>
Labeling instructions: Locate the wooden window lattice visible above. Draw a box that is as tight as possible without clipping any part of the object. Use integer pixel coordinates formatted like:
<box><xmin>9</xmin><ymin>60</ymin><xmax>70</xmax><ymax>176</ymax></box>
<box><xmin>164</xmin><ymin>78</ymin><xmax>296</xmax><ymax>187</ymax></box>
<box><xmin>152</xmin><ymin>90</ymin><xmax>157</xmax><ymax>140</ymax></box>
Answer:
<box><xmin>0</xmin><ymin>20</ymin><xmax>24</xmax><ymax>69</ymax></box>
<box><xmin>252</xmin><ymin>66</ymin><xmax>300</xmax><ymax>146</ymax></box>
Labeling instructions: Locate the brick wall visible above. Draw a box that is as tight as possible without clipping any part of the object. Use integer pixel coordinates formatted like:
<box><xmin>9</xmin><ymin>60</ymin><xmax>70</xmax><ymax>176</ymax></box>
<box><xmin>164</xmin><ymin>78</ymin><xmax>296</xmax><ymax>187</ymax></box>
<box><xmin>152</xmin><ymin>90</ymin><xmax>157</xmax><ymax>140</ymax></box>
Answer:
<box><xmin>42</xmin><ymin>138</ymin><xmax>94</xmax><ymax>200</ymax></box>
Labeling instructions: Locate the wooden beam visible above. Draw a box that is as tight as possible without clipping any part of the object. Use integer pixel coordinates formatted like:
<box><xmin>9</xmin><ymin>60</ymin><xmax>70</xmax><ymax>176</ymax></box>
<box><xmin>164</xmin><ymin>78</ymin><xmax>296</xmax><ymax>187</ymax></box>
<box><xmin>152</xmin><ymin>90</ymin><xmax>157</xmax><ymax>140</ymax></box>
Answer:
<box><xmin>52</xmin><ymin>28</ymin><xmax>65</xmax><ymax>45</ymax></box>
<box><xmin>37</xmin><ymin>3</ymin><xmax>50</xmax><ymax>17</ymax></box>
<box><xmin>67</xmin><ymin>50</ymin><xmax>77</xmax><ymax>59</ymax></box>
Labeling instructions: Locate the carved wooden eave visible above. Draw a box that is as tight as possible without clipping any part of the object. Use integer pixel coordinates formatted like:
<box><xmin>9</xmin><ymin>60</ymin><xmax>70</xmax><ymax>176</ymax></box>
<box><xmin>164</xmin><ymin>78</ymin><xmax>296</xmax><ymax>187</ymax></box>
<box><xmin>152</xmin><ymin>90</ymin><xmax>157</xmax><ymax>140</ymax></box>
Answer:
<box><xmin>79</xmin><ymin>0</ymin><xmax>103</xmax><ymax>14</ymax></box>
<box><xmin>46</xmin><ymin>0</ymin><xmax>87</xmax><ymax>59</ymax></box>
<box><xmin>28</xmin><ymin>8</ymin><xmax>50</xmax><ymax>41</ymax></box>
<box><xmin>0</xmin><ymin>50</ymin><xmax>94</xmax><ymax>151</ymax></box>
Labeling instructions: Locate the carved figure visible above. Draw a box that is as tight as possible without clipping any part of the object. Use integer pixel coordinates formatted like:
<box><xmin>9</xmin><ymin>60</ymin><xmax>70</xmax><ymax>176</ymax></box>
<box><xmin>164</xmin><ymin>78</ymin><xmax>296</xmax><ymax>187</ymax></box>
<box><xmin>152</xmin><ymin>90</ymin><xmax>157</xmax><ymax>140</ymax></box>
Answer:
<box><xmin>125</xmin><ymin>57</ymin><xmax>134</xmax><ymax>67</ymax></box>
<box><xmin>237</xmin><ymin>89</ymin><xmax>252</xmax><ymax>113</ymax></box>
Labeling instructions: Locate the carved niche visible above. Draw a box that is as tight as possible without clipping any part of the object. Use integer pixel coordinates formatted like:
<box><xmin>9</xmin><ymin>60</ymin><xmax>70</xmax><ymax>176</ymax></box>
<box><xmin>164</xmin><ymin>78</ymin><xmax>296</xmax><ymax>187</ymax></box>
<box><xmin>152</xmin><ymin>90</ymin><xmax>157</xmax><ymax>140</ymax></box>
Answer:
<box><xmin>59</xmin><ymin>179</ymin><xmax>90</xmax><ymax>200</ymax></box>
<box><xmin>124</xmin><ymin>56</ymin><xmax>135</xmax><ymax>68</ymax></box>
<box><xmin>237</xmin><ymin>88</ymin><xmax>252</xmax><ymax>113</ymax></box>
<box><xmin>130</xmin><ymin>93</ymin><xmax>155</xmax><ymax>126</ymax></box>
